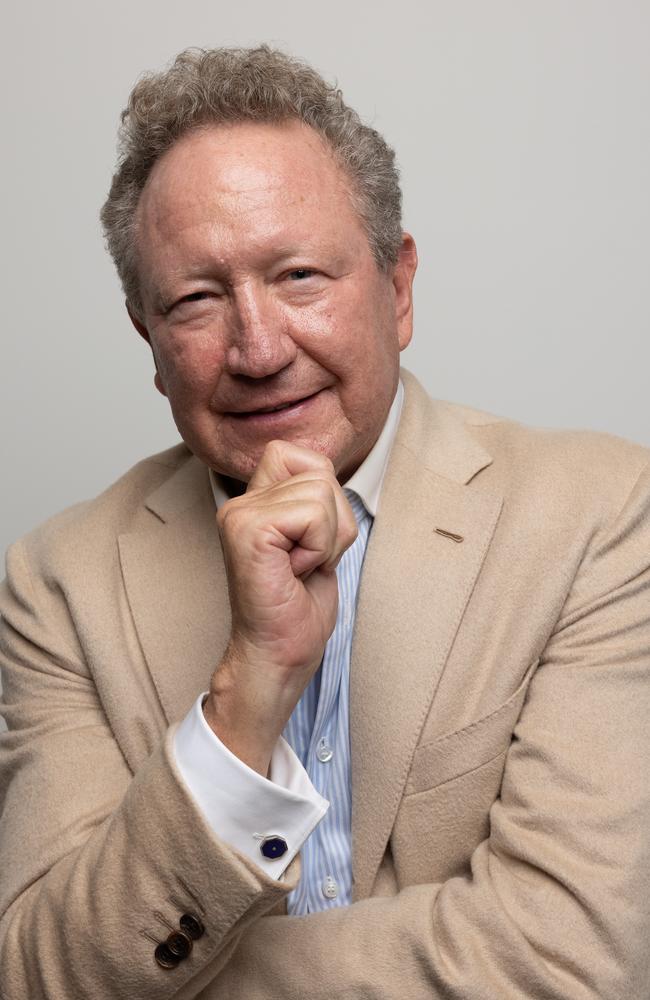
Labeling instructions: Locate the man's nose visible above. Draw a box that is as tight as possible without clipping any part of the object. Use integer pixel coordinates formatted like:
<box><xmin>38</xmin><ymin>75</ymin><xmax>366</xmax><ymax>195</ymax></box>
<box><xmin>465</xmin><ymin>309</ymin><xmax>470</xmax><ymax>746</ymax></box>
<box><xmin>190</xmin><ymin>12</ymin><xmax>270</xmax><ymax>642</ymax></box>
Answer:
<box><xmin>224</xmin><ymin>285</ymin><xmax>297</xmax><ymax>378</ymax></box>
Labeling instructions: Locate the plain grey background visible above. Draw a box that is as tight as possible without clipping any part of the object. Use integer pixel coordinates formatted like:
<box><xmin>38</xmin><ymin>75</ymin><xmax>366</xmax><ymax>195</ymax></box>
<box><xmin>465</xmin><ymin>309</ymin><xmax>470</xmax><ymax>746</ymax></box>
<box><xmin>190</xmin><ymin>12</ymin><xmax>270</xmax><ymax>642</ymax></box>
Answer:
<box><xmin>1</xmin><ymin>0</ymin><xmax>649</xmax><ymax>563</ymax></box>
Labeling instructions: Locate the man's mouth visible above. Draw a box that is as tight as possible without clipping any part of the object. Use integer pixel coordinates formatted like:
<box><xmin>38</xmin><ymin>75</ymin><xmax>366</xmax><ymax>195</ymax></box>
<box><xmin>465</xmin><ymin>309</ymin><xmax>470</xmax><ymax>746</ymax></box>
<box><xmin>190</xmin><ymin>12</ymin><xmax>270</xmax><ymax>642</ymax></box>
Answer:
<box><xmin>252</xmin><ymin>399</ymin><xmax>303</xmax><ymax>414</ymax></box>
<box><xmin>227</xmin><ymin>390</ymin><xmax>321</xmax><ymax>418</ymax></box>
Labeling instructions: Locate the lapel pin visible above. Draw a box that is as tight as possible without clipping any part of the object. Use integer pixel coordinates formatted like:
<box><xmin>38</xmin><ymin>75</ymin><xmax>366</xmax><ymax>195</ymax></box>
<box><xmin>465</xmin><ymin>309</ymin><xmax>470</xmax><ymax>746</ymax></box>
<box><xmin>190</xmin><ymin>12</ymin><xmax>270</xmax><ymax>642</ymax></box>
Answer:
<box><xmin>435</xmin><ymin>527</ymin><xmax>464</xmax><ymax>543</ymax></box>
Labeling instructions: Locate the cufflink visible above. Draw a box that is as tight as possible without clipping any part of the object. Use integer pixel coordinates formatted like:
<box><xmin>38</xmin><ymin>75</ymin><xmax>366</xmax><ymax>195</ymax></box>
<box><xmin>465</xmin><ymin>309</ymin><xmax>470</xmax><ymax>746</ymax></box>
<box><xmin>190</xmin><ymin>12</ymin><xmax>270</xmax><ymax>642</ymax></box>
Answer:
<box><xmin>259</xmin><ymin>835</ymin><xmax>288</xmax><ymax>860</ymax></box>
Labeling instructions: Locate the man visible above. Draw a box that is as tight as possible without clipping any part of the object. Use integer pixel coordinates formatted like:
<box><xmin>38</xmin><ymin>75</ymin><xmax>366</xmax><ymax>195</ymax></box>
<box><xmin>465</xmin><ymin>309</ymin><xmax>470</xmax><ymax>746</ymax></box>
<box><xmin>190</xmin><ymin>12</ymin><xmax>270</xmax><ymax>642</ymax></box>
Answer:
<box><xmin>0</xmin><ymin>45</ymin><xmax>648</xmax><ymax>999</ymax></box>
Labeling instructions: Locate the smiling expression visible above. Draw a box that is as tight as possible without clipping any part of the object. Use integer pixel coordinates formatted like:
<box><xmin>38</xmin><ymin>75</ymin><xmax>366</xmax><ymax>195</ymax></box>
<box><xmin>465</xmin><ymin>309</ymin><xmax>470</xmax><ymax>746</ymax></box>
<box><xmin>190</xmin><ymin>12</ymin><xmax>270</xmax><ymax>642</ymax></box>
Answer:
<box><xmin>131</xmin><ymin>120</ymin><xmax>417</xmax><ymax>482</ymax></box>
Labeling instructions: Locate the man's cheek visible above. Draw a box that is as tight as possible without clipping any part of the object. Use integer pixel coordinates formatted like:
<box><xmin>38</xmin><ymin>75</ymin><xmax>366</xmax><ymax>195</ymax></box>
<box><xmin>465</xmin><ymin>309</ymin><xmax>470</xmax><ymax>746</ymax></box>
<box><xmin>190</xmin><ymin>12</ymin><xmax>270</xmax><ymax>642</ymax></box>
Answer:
<box><xmin>157</xmin><ymin>350</ymin><xmax>222</xmax><ymax>398</ymax></box>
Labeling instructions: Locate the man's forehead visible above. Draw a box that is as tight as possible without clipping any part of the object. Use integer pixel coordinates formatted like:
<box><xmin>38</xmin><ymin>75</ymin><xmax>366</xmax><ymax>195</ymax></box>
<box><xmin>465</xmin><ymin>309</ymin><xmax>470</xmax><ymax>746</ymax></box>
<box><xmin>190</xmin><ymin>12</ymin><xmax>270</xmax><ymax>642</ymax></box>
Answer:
<box><xmin>136</xmin><ymin>120</ymin><xmax>364</xmax><ymax>255</ymax></box>
<box><xmin>141</xmin><ymin>121</ymin><xmax>347</xmax><ymax>209</ymax></box>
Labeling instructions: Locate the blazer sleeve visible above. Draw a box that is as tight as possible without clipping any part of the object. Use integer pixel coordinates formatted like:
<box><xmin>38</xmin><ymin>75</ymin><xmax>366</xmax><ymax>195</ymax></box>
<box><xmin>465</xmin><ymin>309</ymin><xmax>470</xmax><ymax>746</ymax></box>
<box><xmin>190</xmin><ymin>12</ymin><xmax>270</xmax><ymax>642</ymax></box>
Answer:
<box><xmin>0</xmin><ymin>536</ymin><xmax>297</xmax><ymax>999</ymax></box>
<box><xmin>208</xmin><ymin>460</ymin><xmax>650</xmax><ymax>1000</ymax></box>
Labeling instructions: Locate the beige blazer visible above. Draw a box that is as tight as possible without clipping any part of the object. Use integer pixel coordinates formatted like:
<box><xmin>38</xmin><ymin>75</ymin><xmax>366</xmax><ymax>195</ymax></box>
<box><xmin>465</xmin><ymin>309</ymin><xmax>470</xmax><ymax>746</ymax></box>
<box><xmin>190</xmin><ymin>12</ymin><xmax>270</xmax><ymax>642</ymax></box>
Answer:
<box><xmin>1</xmin><ymin>370</ymin><xmax>649</xmax><ymax>999</ymax></box>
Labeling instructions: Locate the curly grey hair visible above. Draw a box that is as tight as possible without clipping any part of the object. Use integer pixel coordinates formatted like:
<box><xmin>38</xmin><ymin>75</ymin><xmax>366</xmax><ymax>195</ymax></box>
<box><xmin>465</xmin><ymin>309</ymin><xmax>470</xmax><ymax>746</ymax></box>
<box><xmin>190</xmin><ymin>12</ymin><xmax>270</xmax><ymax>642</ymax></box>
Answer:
<box><xmin>100</xmin><ymin>46</ymin><xmax>403</xmax><ymax>318</ymax></box>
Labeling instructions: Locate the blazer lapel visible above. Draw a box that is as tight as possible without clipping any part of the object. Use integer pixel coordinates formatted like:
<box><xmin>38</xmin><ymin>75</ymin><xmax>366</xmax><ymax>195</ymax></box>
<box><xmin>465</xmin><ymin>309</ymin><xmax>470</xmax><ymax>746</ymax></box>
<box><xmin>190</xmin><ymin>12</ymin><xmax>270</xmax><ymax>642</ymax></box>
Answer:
<box><xmin>350</xmin><ymin>374</ymin><xmax>503</xmax><ymax>901</ymax></box>
<box><xmin>118</xmin><ymin>456</ymin><xmax>232</xmax><ymax>724</ymax></box>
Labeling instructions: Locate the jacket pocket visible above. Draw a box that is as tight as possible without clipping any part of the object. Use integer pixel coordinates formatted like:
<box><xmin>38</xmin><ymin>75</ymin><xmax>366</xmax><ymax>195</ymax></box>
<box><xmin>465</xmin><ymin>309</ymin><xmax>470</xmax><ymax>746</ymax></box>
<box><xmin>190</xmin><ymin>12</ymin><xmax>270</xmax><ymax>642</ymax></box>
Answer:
<box><xmin>405</xmin><ymin>658</ymin><xmax>539</xmax><ymax>796</ymax></box>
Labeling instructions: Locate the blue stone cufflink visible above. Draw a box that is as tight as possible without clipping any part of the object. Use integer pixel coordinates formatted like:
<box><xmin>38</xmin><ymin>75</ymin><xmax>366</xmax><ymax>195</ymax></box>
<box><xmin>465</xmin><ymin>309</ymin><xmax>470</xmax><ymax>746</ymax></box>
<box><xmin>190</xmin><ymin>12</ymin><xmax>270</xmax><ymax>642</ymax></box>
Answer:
<box><xmin>260</xmin><ymin>835</ymin><xmax>288</xmax><ymax>860</ymax></box>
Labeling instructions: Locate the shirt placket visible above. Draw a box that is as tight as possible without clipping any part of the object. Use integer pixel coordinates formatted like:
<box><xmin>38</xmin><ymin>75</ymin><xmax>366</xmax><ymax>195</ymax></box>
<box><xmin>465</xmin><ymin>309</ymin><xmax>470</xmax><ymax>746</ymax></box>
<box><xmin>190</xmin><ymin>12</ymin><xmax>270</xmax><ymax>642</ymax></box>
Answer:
<box><xmin>286</xmin><ymin>492</ymin><xmax>370</xmax><ymax>913</ymax></box>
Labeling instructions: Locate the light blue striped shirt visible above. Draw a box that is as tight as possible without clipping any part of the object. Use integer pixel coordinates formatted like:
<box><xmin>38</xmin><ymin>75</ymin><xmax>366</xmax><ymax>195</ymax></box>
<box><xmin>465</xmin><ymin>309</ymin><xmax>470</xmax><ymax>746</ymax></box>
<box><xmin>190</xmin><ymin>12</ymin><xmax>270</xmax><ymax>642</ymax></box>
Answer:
<box><xmin>281</xmin><ymin>383</ymin><xmax>404</xmax><ymax>914</ymax></box>
<box><xmin>283</xmin><ymin>489</ymin><xmax>371</xmax><ymax>913</ymax></box>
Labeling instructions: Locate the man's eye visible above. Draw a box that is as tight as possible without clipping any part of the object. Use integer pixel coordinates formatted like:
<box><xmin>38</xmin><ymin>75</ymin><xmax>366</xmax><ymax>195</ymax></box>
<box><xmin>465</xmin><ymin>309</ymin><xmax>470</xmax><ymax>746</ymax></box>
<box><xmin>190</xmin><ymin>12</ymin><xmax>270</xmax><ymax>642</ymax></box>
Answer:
<box><xmin>181</xmin><ymin>291</ymin><xmax>209</xmax><ymax>303</ymax></box>
<box><xmin>288</xmin><ymin>269</ymin><xmax>315</xmax><ymax>280</ymax></box>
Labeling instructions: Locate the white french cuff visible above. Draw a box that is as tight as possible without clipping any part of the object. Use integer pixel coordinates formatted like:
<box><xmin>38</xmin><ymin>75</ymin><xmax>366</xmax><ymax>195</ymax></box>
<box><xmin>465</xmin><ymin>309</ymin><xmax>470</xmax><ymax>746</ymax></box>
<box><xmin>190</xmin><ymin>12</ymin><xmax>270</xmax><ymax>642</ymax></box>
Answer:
<box><xmin>173</xmin><ymin>692</ymin><xmax>330</xmax><ymax>879</ymax></box>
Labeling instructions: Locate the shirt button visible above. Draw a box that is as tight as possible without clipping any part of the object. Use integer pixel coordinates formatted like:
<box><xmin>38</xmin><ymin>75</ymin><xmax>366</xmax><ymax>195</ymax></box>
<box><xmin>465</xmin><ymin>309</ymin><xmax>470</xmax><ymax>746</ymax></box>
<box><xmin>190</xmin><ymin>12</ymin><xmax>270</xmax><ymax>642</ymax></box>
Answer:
<box><xmin>316</xmin><ymin>738</ymin><xmax>333</xmax><ymax>763</ymax></box>
<box><xmin>322</xmin><ymin>876</ymin><xmax>338</xmax><ymax>899</ymax></box>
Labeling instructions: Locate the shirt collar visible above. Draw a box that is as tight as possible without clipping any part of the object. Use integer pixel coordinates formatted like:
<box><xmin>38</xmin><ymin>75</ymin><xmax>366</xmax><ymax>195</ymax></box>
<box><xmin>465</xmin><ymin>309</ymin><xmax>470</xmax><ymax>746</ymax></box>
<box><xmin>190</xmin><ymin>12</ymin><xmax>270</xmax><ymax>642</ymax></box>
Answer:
<box><xmin>209</xmin><ymin>379</ymin><xmax>403</xmax><ymax>518</ymax></box>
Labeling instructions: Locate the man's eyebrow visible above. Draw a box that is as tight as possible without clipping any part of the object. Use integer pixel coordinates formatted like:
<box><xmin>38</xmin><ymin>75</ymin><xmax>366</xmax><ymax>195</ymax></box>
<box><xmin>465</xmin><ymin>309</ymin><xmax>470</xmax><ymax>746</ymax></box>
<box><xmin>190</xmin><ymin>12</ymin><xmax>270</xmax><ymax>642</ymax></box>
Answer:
<box><xmin>270</xmin><ymin>244</ymin><xmax>352</xmax><ymax>271</ymax></box>
<box><xmin>145</xmin><ymin>238</ymin><xmax>357</xmax><ymax>308</ymax></box>
<box><xmin>157</xmin><ymin>244</ymin><xmax>350</xmax><ymax>288</ymax></box>
<box><xmin>146</xmin><ymin>269</ymin><xmax>224</xmax><ymax>311</ymax></box>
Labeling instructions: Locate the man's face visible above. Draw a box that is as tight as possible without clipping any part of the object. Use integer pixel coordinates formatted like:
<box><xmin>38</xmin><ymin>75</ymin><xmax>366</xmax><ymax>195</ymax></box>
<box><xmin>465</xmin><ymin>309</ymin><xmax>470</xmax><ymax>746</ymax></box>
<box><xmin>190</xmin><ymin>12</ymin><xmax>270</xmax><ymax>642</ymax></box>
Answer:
<box><xmin>132</xmin><ymin>120</ymin><xmax>417</xmax><ymax>482</ymax></box>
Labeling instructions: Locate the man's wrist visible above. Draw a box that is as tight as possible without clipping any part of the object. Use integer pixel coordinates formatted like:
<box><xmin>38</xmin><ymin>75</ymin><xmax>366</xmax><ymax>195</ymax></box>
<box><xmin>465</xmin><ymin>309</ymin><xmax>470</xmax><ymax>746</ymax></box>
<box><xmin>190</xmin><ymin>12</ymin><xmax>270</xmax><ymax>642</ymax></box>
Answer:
<box><xmin>205</xmin><ymin>641</ymin><xmax>310</xmax><ymax>776</ymax></box>
<box><xmin>202</xmin><ymin>691</ymin><xmax>276</xmax><ymax>778</ymax></box>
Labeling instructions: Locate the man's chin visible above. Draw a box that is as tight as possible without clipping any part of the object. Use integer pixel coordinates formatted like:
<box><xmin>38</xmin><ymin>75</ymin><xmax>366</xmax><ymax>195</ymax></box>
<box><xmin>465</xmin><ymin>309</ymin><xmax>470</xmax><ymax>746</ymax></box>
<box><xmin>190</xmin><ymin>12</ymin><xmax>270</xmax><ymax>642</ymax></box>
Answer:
<box><xmin>204</xmin><ymin>434</ymin><xmax>345</xmax><ymax>486</ymax></box>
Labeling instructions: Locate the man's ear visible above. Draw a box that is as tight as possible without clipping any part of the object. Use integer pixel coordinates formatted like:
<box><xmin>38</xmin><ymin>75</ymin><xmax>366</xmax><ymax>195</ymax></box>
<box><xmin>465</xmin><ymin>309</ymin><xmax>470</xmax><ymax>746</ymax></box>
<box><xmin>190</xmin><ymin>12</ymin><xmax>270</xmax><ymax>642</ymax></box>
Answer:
<box><xmin>126</xmin><ymin>300</ymin><xmax>167</xmax><ymax>397</ymax></box>
<box><xmin>393</xmin><ymin>233</ymin><xmax>418</xmax><ymax>351</ymax></box>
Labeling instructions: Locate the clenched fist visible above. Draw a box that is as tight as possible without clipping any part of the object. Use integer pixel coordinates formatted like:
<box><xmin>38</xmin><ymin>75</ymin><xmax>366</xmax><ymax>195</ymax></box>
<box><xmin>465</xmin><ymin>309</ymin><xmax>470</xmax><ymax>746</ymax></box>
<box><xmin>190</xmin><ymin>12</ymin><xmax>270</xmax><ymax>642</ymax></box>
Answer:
<box><xmin>203</xmin><ymin>440</ymin><xmax>358</xmax><ymax>776</ymax></box>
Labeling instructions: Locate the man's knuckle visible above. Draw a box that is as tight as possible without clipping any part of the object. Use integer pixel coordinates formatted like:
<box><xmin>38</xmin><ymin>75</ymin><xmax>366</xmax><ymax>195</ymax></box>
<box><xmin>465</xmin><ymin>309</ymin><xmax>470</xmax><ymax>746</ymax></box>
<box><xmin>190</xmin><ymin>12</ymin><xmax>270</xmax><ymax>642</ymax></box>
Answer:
<box><xmin>309</xmin><ymin>475</ymin><xmax>336</xmax><ymax>500</ymax></box>
<box><xmin>345</xmin><ymin>522</ymin><xmax>359</xmax><ymax>546</ymax></box>
<box><xmin>302</xmin><ymin>497</ymin><xmax>330</xmax><ymax>524</ymax></box>
<box><xmin>312</xmin><ymin>452</ymin><xmax>335</xmax><ymax>472</ymax></box>
<box><xmin>264</xmin><ymin>439</ymin><xmax>286</xmax><ymax>461</ymax></box>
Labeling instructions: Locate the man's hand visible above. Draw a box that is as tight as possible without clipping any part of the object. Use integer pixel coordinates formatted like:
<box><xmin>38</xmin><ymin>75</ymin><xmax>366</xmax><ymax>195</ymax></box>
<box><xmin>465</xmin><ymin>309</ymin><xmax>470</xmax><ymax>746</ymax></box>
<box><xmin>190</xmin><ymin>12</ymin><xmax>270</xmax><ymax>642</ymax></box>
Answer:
<box><xmin>203</xmin><ymin>440</ymin><xmax>358</xmax><ymax>776</ymax></box>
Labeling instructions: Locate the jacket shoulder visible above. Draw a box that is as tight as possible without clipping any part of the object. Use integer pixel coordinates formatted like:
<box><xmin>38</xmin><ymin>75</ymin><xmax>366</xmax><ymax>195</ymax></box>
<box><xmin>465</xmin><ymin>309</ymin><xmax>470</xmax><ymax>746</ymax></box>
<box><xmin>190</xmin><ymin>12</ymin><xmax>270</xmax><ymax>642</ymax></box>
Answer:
<box><xmin>444</xmin><ymin>400</ymin><xmax>650</xmax><ymax>523</ymax></box>
<box><xmin>6</xmin><ymin>443</ymin><xmax>197</xmax><ymax>576</ymax></box>
<box><xmin>400</xmin><ymin>367</ymin><xmax>650</xmax><ymax>491</ymax></box>
<box><xmin>466</xmin><ymin>405</ymin><xmax>650</xmax><ymax>476</ymax></box>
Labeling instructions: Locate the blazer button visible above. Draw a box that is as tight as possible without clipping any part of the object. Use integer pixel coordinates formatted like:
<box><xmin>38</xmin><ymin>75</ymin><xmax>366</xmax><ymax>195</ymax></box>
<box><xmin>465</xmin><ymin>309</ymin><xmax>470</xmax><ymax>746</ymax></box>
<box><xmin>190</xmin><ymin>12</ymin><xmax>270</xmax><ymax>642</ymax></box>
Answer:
<box><xmin>180</xmin><ymin>913</ymin><xmax>205</xmax><ymax>940</ymax></box>
<box><xmin>154</xmin><ymin>942</ymin><xmax>180</xmax><ymax>969</ymax></box>
<box><xmin>166</xmin><ymin>930</ymin><xmax>193</xmax><ymax>960</ymax></box>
